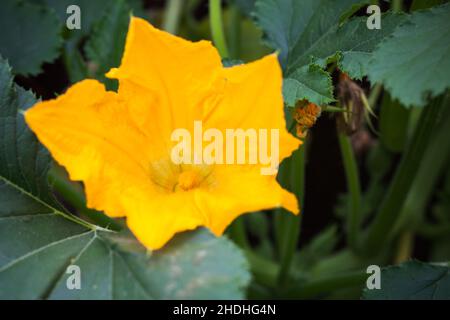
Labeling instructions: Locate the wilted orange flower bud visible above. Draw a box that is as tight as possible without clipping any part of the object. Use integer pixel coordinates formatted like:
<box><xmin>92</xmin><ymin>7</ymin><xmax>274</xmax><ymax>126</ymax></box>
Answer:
<box><xmin>293</xmin><ymin>101</ymin><xmax>321</xmax><ymax>138</ymax></box>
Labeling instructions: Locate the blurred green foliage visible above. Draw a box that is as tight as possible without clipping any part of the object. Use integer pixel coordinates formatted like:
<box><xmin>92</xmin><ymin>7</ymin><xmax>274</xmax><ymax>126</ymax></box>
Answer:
<box><xmin>0</xmin><ymin>0</ymin><xmax>449</xmax><ymax>299</ymax></box>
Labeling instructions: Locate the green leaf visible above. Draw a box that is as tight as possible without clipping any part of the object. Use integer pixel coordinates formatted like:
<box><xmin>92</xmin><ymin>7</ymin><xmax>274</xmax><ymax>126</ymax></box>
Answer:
<box><xmin>332</xmin><ymin>13</ymin><xmax>406</xmax><ymax>79</ymax></box>
<box><xmin>0</xmin><ymin>223</ymin><xmax>250</xmax><ymax>299</ymax></box>
<box><xmin>254</xmin><ymin>0</ymin><xmax>406</xmax><ymax>106</ymax></box>
<box><xmin>255</xmin><ymin>0</ymin><xmax>368</xmax><ymax>74</ymax></box>
<box><xmin>111</xmin><ymin>230</ymin><xmax>251</xmax><ymax>300</ymax></box>
<box><xmin>0</xmin><ymin>56</ymin><xmax>57</xmax><ymax>210</ymax></box>
<box><xmin>0</xmin><ymin>0</ymin><xmax>62</xmax><ymax>75</ymax></box>
<box><xmin>283</xmin><ymin>65</ymin><xmax>334</xmax><ymax>107</ymax></box>
<box><xmin>362</xmin><ymin>260</ymin><xmax>450</xmax><ymax>299</ymax></box>
<box><xmin>368</xmin><ymin>3</ymin><xmax>450</xmax><ymax>107</ymax></box>
<box><xmin>84</xmin><ymin>0</ymin><xmax>131</xmax><ymax>90</ymax></box>
<box><xmin>0</xmin><ymin>57</ymin><xmax>250</xmax><ymax>299</ymax></box>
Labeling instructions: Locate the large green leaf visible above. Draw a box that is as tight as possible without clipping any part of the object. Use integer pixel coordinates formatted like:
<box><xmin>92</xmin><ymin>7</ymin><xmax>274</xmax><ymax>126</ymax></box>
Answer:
<box><xmin>84</xmin><ymin>0</ymin><xmax>131</xmax><ymax>90</ymax></box>
<box><xmin>367</xmin><ymin>3</ymin><xmax>450</xmax><ymax>107</ymax></box>
<box><xmin>0</xmin><ymin>0</ymin><xmax>62</xmax><ymax>76</ymax></box>
<box><xmin>0</xmin><ymin>222</ymin><xmax>250</xmax><ymax>299</ymax></box>
<box><xmin>0</xmin><ymin>57</ymin><xmax>250</xmax><ymax>299</ymax></box>
<box><xmin>254</xmin><ymin>0</ymin><xmax>406</xmax><ymax>106</ymax></box>
<box><xmin>0</xmin><ymin>57</ymin><xmax>56</xmax><ymax>210</ymax></box>
<box><xmin>362</xmin><ymin>261</ymin><xmax>450</xmax><ymax>299</ymax></box>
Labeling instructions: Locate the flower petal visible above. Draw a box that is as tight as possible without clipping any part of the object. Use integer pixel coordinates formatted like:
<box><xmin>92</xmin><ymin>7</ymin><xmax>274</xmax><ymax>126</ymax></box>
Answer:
<box><xmin>205</xmin><ymin>54</ymin><xmax>301</xmax><ymax>163</ymax></box>
<box><xmin>195</xmin><ymin>165</ymin><xmax>299</xmax><ymax>236</ymax></box>
<box><xmin>24</xmin><ymin>80</ymin><xmax>154</xmax><ymax>217</ymax></box>
<box><xmin>124</xmin><ymin>190</ymin><xmax>205</xmax><ymax>250</ymax></box>
<box><xmin>107</xmin><ymin>17</ymin><xmax>223</xmax><ymax>132</ymax></box>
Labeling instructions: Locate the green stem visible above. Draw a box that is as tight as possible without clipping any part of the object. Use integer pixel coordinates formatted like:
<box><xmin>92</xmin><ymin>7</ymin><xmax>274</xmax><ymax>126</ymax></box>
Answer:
<box><xmin>394</xmin><ymin>231</ymin><xmax>413</xmax><ymax>264</ymax></box>
<box><xmin>276</xmin><ymin>146</ymin><xmax>306</xmax><ymax>286</ymax></box>
<box><xmin>323</xmin><ymin>105</ymin><xmax>347</xmax><ymax>113</ymax></box>
<box><xmin>162</xmin><ymin>0</ymin><xmax>184</xmax><ymax>34</ymax></box>
<box><xmin>337</xmin><ymin>132</ymin><xmax>362</xmax><ymax>252</ymax></box>
<box><xmin>393</xmin><ymin>95</ymin><xmax>450</xmax><ymax>232</ymax></box>
<box><xmin>209</xmin><ymin>0</ymin><xmax>229</xmax><ymax>58</ymax></box>
<box><xmin>363</xmin><ymin>96</ymin><xmax>446</xmax><ymax>254</ymax></box>
<box><xmin>392</xmin><ymin>0</ymin><xmax>403</xmax><ymax>12</ymax></box>
<box><xmin>48</xmin><ymin>167</ymin><xmax>123</xmax><ymax>231</ymax></box>
<box><xmin>379</xmin><ymin>93</ymin><xmax>410</xmax><ymax>153</ymax></box>
<box><xmin>228</xmin><ymin>6</ymin><xmax>241</xmax><ymax>59</ymax></box>
<box><xmin>368</xmin><ymin>84</ymin><xmax>383</xmax><ymax>110</ymax></box>
<box><xmin>407</xmin><ymin>107</ymin><xmax>423</xmax><ymax>139</ymax></box>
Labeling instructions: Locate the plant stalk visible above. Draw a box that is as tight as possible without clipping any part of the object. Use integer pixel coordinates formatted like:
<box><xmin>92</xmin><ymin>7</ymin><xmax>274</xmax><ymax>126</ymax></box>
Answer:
<box><xmin>162</xmin><ymin>0</ymin><xmax>184</xmax><ymax>34</ymax></box>
<box><xmin>394</xmin><ymin>231</ymin><xmax>414</xmax><ymax>264</ymax></box>
<box><xmin>338</xmin><ymin>132</ymin><xmax>362</xmax><ymax>252</ymax></box>
<box><xmin>363</xmin><ymin>95</ymin><xmax>446</xmax><ymax>254</ymax></box>
<box><xmin>394</xmin><ymin>99</ymin><xmax>450</xmax><ymax>233</ymax></box>
<box><xmin>228</xmin><ymin>6</ymin><xmax>241</xmax><ymax>59</ymax></box>
<box><xmin>209</xmin><ymin>0</ymin><xmax>229</xmax><ymax>58</ymax></box>
<box><xmin>276</xmin><ymin>146</ymin><xmax>306</xmax><ymax>286</ymax></box>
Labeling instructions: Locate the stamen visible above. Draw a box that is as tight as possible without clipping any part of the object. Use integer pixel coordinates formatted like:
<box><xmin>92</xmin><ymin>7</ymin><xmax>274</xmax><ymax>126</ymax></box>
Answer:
<box><xmin>177</xmin><ymin>171</ymin><xmax>200</xmax><ymax>191</ymax></box>
<box><xmin>149</xmin><ymin>159</ymin><xmax>214</xmax><ymax>192</ymax></box>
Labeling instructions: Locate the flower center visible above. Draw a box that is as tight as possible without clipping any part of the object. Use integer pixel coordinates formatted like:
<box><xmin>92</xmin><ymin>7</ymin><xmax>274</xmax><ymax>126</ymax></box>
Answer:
<box><xmin>148</xmin><ymin>159</ymin><xmax>215</xmax><ymax>193</ymax></box>
<box><xmin>176</xmin><ymin>170</ymin><xmax>200</xmax><ymax>191</ymax></box>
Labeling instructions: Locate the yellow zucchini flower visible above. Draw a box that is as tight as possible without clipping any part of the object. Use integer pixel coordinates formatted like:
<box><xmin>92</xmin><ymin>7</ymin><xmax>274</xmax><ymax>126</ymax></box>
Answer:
<box><xmin>24</xmin><ymin>17</ymin><xmax>301</xmax><ymax>249</ymax></box>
